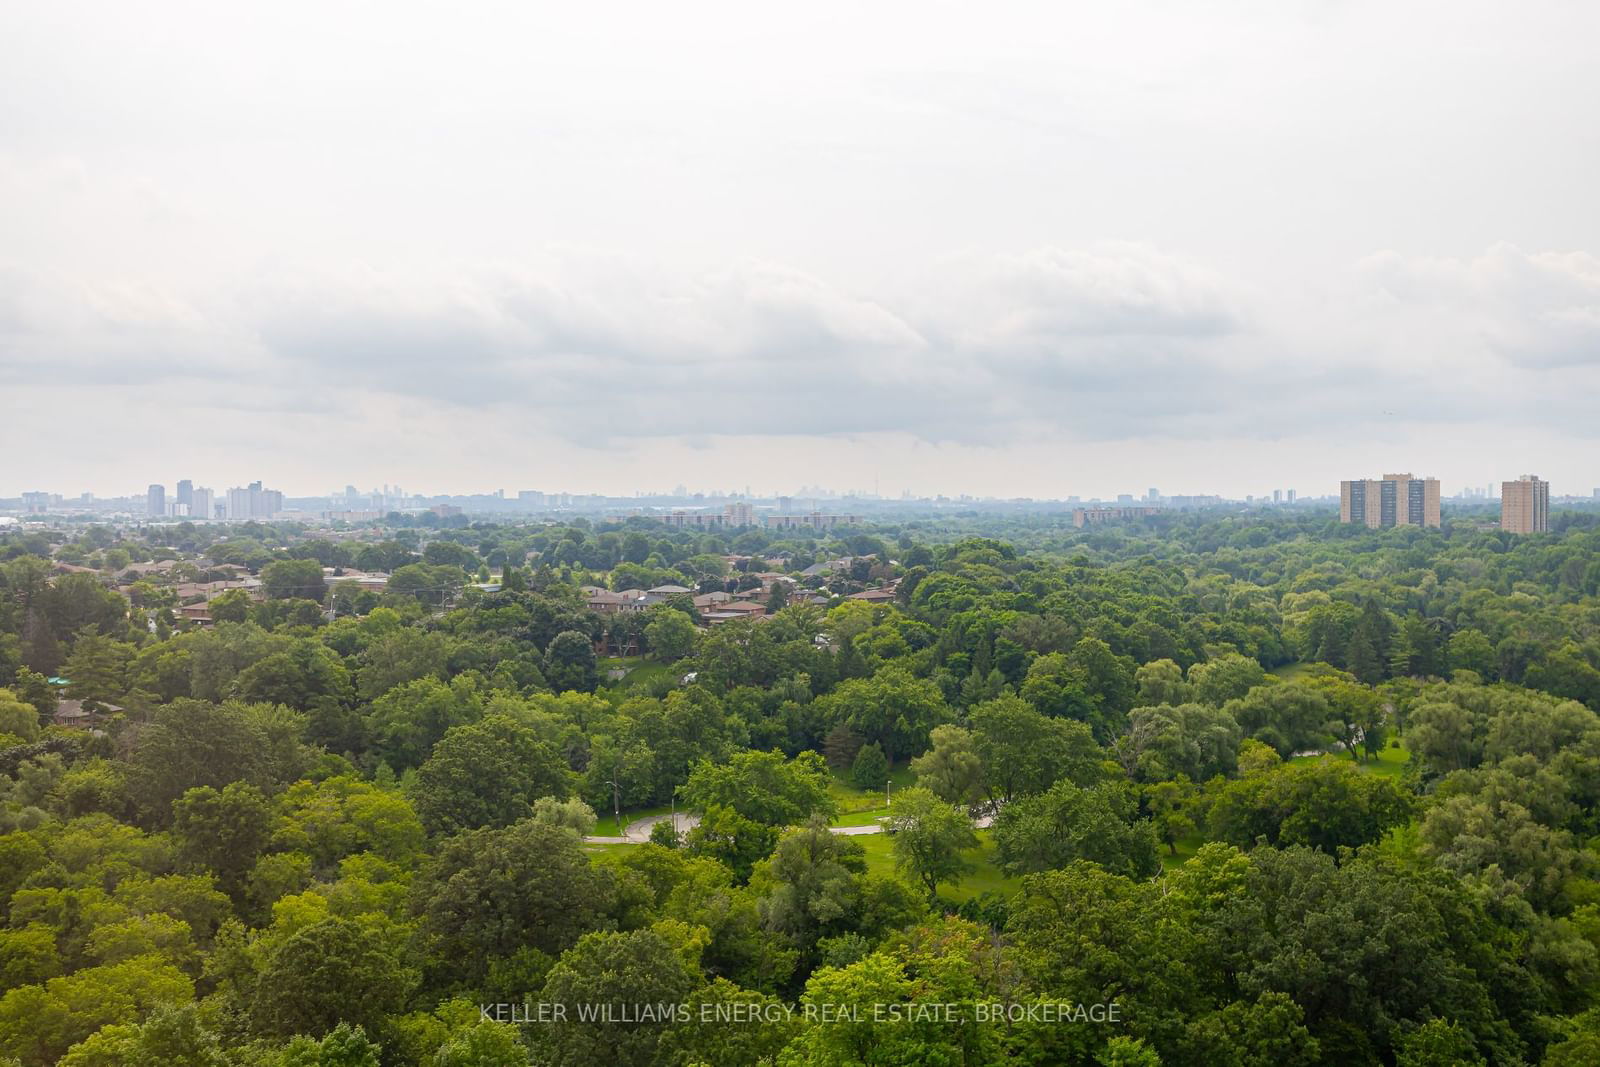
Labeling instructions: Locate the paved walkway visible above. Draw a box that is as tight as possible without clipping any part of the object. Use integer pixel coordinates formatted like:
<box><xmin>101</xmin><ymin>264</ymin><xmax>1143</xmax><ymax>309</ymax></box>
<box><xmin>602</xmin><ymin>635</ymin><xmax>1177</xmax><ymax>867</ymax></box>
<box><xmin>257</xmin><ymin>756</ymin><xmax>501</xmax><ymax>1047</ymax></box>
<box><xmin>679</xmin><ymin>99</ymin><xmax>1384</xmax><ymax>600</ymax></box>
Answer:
<box><xmin>586</xmin><ymin>813</ymin><xmax>701</xmax><ymax>844</ymax></box>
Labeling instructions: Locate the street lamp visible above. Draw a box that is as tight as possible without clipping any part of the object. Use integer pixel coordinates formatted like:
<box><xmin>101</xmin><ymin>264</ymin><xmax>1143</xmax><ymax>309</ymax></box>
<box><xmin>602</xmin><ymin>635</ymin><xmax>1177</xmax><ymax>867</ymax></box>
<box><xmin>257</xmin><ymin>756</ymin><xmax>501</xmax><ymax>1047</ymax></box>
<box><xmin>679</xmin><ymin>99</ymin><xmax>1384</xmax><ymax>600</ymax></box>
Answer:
<box><xmin>886</xmin><ymin>778</ymin><xmax>892</xmax><ymax>808</ymax></box>
<box><xmin>671</xmin><ymin>785</ymin><xmax>682</xmax><ymax>838</ymax></box>
<box><xmin>604</xmin><ymin>778</ymin><xmax>621</xmax><ymax>837</ymax></box>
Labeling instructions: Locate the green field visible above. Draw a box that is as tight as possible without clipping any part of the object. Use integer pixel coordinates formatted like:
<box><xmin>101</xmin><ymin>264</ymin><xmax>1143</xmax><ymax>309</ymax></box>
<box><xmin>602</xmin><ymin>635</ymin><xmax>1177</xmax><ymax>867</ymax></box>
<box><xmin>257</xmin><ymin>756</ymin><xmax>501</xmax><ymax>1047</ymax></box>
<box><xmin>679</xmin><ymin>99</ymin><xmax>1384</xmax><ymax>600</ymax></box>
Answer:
<box><xmin>826</xmin><ymin>765</ymin><xmax>916</xmax><ymax>828</ymax></box>
<box><xmin>1269</xmin><ymin>661</ymin><xmax>1318</xmax><ymax>681</ymax></box>
<box><xmin>590</xmin><ymin>802</ymin><xmax>673</xmax><ymax>838</ymax></box>
<box><xmin>1289</xmin><ymin>737</ymin><xmax>1412</xmax><ymax>776</ymax></box>
<box><xmin>854</xmin><ymin>828</ymin><xmax>1022</xmax><ymax>904</ymax></box>
<box><xmin>1366</xmin><ymin>739</ymin><xmax>1412</xmax><ymax>777</ymax></box>
<box><xmin>1158</xmin><ymin>831</ymin><xmax>1207</xmax><ymax>872</ymax></box>
<box><xmin>597</xmin><ymin>656</ymin><xmax>677</xmax><ymax>692</ymax></box>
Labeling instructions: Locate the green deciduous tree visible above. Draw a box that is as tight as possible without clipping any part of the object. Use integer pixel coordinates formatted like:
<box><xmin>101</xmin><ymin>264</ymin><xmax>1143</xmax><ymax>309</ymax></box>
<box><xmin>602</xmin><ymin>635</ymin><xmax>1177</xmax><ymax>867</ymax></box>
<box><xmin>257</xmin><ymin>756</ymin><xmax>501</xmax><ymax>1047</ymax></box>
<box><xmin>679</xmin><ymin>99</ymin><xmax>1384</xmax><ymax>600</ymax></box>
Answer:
<box><xmin>536</xmin><ymin>926</ymin><xmax>701</xmax><ymax>1067</ymax></box>
<box><xmin>643</xmin><ymin>609</ymin><xmax>697</xmax><ymax>662</ymax></box>
<box><xmin>413</xmin><ymin>819</ymin><xmax>616</xmax><ymax>974</ymax></box>
<box><xmin>1134</xmin><ymin>658</ymin><xmax>1193</xmax><ymax>708</ymax></box>
<box><xmin>412</xmin><ymin>715</ymin><xmax>570</xmax><ymax>835</ymax></box>
<box><xmin>1189</xmin><ymin>653</ymin><xmax>1267</xmax><ymax>707</ymax></box>
<box><xmin>0</xmin><ymin>955</ymin><xmax>194</xmax><ymax>1066</ymax></box>
<box><xmin>994</xmin><ymin>780</ymin><xmax>1160</xmax><ymax>880</ymax></box>
<box><xmin>681</xmin><ymin>749</ymin><xmax>835</xmax><ymax>828</ymax></box>
<box><xmin>1206</xmin><ymin>758</ymin><xmax>1414</xmax><ymax>854</ymax></box>
<box><xmin>0</xmin><ymin>689</ymin><xmax>41</xmax><ymax>744</ymax></box>
<box><xmin>1116</xmin><ymin>702</ymin><xmax>1240</xmax><ymax>782</ymax></box>
<box><xmin>1223</xmin><ymin>681</ymin><xmax>1334</xmax><ymax>758</ymax></box>
<box><xmin>969</xmin><ymin>695</ymin><xmax>1106</xmax><ymax>806</ymax></box>
<box><xmin>887</xmin><ymin>786</ymin><xmax>977</xmax><ymax>897</ymax></box>
<box><xmin>260</xmin><ymin>558</ymin><xmax>328</xmax><ymax>602</ymax></box>
<box><xmin>250</xmin><ymin>916</ymin><xmax>416</xmax><ymax>1040</ymax></box>
<box><xmin>908</xmin><ymin>724</ymin><xmax>985</xmax><ymax>806</ymax></box>
<box><xmin>543</xmin><ymin>630</ymin><xmax>599</xmax><ymax>694</ymax></box>
<box><xmin>821</xmin><ymin>666</ymin><xmax>948</xmax><ymax>764</ymax></box>
<box><xmin>170</xmin><ymin>782</ymin><xmax>273</xmax><ymax>900</ymax></box>
<box><xmin>124</xmin><ymin>700</ymin><xmax>308</xmax><ymax>826</ymax></box>
<box><xmin>531</xmin><ymin>795</ymin><xmax>598</xmax><ymax>837</ymax></box>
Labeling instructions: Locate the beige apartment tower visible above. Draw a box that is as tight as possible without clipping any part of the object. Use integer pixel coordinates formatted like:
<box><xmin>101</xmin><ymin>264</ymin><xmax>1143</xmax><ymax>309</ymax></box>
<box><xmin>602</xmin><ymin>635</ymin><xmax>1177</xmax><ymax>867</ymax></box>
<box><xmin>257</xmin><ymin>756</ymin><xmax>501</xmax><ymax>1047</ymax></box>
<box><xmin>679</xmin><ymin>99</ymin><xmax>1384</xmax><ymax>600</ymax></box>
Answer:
<box><xmin>1500</xmin><ymin>475</ymin><xmax>1549</xmax><ymax>534</ymax></box>
<box><xmin>1339</xmin><ymin>473</ymin><xmax>1441</xmax><ymax>529</ymax></box>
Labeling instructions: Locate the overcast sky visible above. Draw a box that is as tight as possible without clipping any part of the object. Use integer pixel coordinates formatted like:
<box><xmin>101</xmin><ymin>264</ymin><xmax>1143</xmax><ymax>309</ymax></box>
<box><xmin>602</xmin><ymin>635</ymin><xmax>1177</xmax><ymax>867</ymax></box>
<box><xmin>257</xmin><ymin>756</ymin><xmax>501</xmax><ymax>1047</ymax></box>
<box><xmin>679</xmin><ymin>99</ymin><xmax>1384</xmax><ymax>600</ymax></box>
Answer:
<box><xmin>3</xmin><ymin>1</ymin><xmax>1598</xmax><ymax>501</ymax></box>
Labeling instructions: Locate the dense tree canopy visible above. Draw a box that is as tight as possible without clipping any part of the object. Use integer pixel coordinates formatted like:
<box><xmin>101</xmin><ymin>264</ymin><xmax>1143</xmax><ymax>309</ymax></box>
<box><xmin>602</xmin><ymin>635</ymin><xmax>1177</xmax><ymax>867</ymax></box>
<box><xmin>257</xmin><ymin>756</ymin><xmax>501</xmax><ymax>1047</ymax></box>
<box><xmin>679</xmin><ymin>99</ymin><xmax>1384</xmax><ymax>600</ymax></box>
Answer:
<box><xmin>3</xmin><ymin>506</ymin><xmax>1600</xmax><ymax>1064</ymax></box>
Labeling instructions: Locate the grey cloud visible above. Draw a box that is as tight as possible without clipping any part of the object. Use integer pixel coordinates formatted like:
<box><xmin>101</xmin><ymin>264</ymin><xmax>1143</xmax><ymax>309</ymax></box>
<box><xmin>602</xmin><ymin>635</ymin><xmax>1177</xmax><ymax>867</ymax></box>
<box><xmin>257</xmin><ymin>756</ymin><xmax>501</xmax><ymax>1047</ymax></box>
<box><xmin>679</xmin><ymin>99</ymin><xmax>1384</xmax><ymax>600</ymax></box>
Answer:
<box><xmin>1362</xmin><ymin>244</ymin><xmax>1600</xmax><ymax>369</ymax></box>
<box><xmin>238</xmin><ymin>245</ymin><xmax>1258</xmax><ymax>445</ymax></box>
<box><xmin>7</xmin><ymin>243</ymin><xmax>1598</xmax><ymax>449</ymax></box>
<box><xmin>0</xmin><ymin>267</ymin><xmax>254</xmax><ymax>388</ymax></box>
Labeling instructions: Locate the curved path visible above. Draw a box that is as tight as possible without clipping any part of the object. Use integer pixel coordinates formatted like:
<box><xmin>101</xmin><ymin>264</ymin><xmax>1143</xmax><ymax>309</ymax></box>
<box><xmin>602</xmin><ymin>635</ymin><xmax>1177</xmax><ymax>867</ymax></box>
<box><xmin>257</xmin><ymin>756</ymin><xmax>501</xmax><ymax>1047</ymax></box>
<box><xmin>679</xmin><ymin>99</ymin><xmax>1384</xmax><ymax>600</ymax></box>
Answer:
<box><xmin>586</xmin><ymin>813</ymin><xmax>702</xmax><ymax>845</ymax></box>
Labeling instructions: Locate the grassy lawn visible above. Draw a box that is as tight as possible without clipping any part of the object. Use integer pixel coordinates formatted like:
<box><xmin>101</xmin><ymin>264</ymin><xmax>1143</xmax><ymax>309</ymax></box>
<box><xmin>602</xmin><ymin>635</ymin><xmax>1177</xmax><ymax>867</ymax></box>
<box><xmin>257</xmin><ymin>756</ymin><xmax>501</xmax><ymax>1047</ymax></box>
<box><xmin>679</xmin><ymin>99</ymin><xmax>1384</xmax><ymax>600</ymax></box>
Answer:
<box><xmin>1365</xmin><ymin>738</ymin><xmax>1412</xmax><ymax>777</ymax></box>
<box><xmin>1159</xmin><ymin>832</ymin><xmax>1207</xmax><ymax>872</ymax></box>
<box><xmin>1289</xmin><ymin>737</ymin><xmax>1412</xmax><ymax>777</ymax></box>
<box><xmin>1269</xmin><ymin>661</ymin><xmax>1317</xmax><ymax>681</ymax></box>
<box><xmin>855</xmin><ymin>829</ymin><xmax>1023</xmax><ymax>904</ymax></box>
<box><xmin>827</xmin><ymin>766</ymin><xmax>915</xmax><ymax>825</ymax></box>
<box><xmin>597</xmin><ymin>656</ymin><xmax>678</xmax><ymax>692</ymax></box>
<box><xmin>591</xmin><ymin>802</ymin><xmax>674</xmax><ymax>838</ymax></box>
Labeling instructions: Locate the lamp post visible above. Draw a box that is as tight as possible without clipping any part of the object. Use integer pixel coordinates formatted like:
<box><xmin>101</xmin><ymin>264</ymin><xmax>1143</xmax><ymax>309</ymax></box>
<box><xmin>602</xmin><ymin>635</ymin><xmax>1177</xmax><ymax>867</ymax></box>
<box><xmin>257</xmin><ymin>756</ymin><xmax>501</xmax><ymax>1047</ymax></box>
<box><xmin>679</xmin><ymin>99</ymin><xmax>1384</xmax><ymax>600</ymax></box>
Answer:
<box><xmin>886</xmin><ymin>778</ymin><xmax>892</xmax><ymax>808</ymax></box>
<box><xmin>605</xmin><ymin>778</ymin><xmax>621</xmax><ymax>838</ymax></box>
<box><xmin>671</xmin><ymin>785</ymin><xmax>681</xmax><ymax>838</ymax></box>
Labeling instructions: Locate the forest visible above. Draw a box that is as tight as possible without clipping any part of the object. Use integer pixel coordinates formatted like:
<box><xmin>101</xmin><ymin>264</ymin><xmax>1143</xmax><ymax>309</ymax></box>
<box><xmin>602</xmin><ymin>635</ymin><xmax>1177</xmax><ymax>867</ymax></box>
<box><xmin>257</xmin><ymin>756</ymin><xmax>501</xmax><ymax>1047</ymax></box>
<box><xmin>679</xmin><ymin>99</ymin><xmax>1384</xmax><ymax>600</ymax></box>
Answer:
<box><xmin>2</xmin><ymin>509</ymin><xmax>1599</xmax><ymax>1066</ymax></box>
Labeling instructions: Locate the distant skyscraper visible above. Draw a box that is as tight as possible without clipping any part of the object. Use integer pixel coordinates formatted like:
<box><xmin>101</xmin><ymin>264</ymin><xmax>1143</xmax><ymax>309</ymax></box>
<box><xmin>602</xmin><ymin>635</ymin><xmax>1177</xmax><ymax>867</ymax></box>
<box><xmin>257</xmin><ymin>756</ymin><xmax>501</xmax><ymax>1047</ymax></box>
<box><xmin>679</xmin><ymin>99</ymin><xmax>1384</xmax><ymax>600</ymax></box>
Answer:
<box><xmin>1273</xmin><ymin>489</ymin><xmax>1282</xmax><ymax>504</ymax></box>
<box><xmin>176</xmin><ymin>479</ymin><xmax>193</xmax><ymax>509</ymax></box>
<box><xmin>226</xmin><ymin>481</ymin><xmax>283</xmax><ymax>520</ymax></box>
<box><xmin>1500</xmin><ymin>475</ymin><xmax>1549</xmax><ymax>534</ymax></box>
<box><xmin>190</xmin><ymin>488</ymin><xmax>214</xmax><ymax>522</ymax></box>
<box><xmin>1339</xmin><ymin>473</ymin><xmax>1440</xmax><ymax>529</ymax></box>
<box><xmin>147</xmin><ymin>484</ymin><xmax>166</xmax><ymax>518</ymax></box>
<box><xmin>1287</xmin><ymin>489</ymin><xmax>1297</xmax><ymax>504</ymax></box>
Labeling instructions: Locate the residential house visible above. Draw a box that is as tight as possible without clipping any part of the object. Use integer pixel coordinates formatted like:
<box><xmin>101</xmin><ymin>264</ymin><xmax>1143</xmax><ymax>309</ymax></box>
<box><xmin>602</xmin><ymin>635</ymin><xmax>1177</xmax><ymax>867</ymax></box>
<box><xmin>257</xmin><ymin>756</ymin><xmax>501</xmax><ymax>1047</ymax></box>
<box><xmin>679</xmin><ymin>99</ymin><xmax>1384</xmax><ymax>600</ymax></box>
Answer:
<box><xmin>52</xmin><ymin>699</ymin><xmax>123</xmax><ymax>728</ymax></box>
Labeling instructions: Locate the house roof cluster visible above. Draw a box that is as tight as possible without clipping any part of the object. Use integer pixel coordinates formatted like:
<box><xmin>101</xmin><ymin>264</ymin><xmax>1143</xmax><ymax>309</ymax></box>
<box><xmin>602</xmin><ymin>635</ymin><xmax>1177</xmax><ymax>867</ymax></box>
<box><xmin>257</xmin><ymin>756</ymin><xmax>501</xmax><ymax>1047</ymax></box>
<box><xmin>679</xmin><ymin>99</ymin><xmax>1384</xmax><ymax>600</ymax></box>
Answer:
<box><xmin>174</xmin><ymin>578</ymin><xmax>261</xmax><ymax>602</ymax></box>
<box><xmin>585</xmin><ymin>586</ymin><xmax>691</xmax><ymax>613</ymax></box>
<box><xmin>799</xmin><ymin>556</ymin><xmax>862</xmax><ymax>577</ymax></box>
<box><xmin>52</xmin><ymin>698</ymin><xmax>123</xmax><ymax>727</ymax></box>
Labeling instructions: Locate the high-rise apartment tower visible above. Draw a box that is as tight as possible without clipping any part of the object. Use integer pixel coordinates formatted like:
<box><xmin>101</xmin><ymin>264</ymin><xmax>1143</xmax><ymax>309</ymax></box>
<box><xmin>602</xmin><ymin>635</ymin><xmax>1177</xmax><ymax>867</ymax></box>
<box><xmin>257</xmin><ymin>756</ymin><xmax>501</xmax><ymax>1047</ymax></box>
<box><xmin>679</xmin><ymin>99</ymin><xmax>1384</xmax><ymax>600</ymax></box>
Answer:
<box><xmin>1500</xmin><ymin>475</ymin><xmax>1549</xmax><ymax>534</ymax></box>
<box><xmin>1339</xmin><ymin>473</ymin><xmax>1440</xmax><ymax>529</ymax></box>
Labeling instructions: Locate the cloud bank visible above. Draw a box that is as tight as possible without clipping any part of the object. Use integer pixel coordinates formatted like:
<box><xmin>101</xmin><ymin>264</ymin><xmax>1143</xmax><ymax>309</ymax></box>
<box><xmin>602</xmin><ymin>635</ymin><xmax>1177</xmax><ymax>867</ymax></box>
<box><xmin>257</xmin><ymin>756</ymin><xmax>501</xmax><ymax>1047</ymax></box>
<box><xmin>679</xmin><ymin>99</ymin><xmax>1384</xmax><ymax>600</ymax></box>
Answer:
<box><xmin>5</xmin><ymin>242</ymin><xmax>1595</xmax><ymax>462</ymax></box>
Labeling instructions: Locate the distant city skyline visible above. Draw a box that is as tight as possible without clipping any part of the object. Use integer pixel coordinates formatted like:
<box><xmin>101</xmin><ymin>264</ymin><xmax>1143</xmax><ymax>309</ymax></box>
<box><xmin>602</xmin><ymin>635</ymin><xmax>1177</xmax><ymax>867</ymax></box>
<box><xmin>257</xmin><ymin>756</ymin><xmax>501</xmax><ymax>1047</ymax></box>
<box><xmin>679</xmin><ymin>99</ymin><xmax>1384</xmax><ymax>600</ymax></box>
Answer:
<box><xmin>9</xmin><ymin>468</ymin><xmax>1600</xmax><ymax>512</ymax></box>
